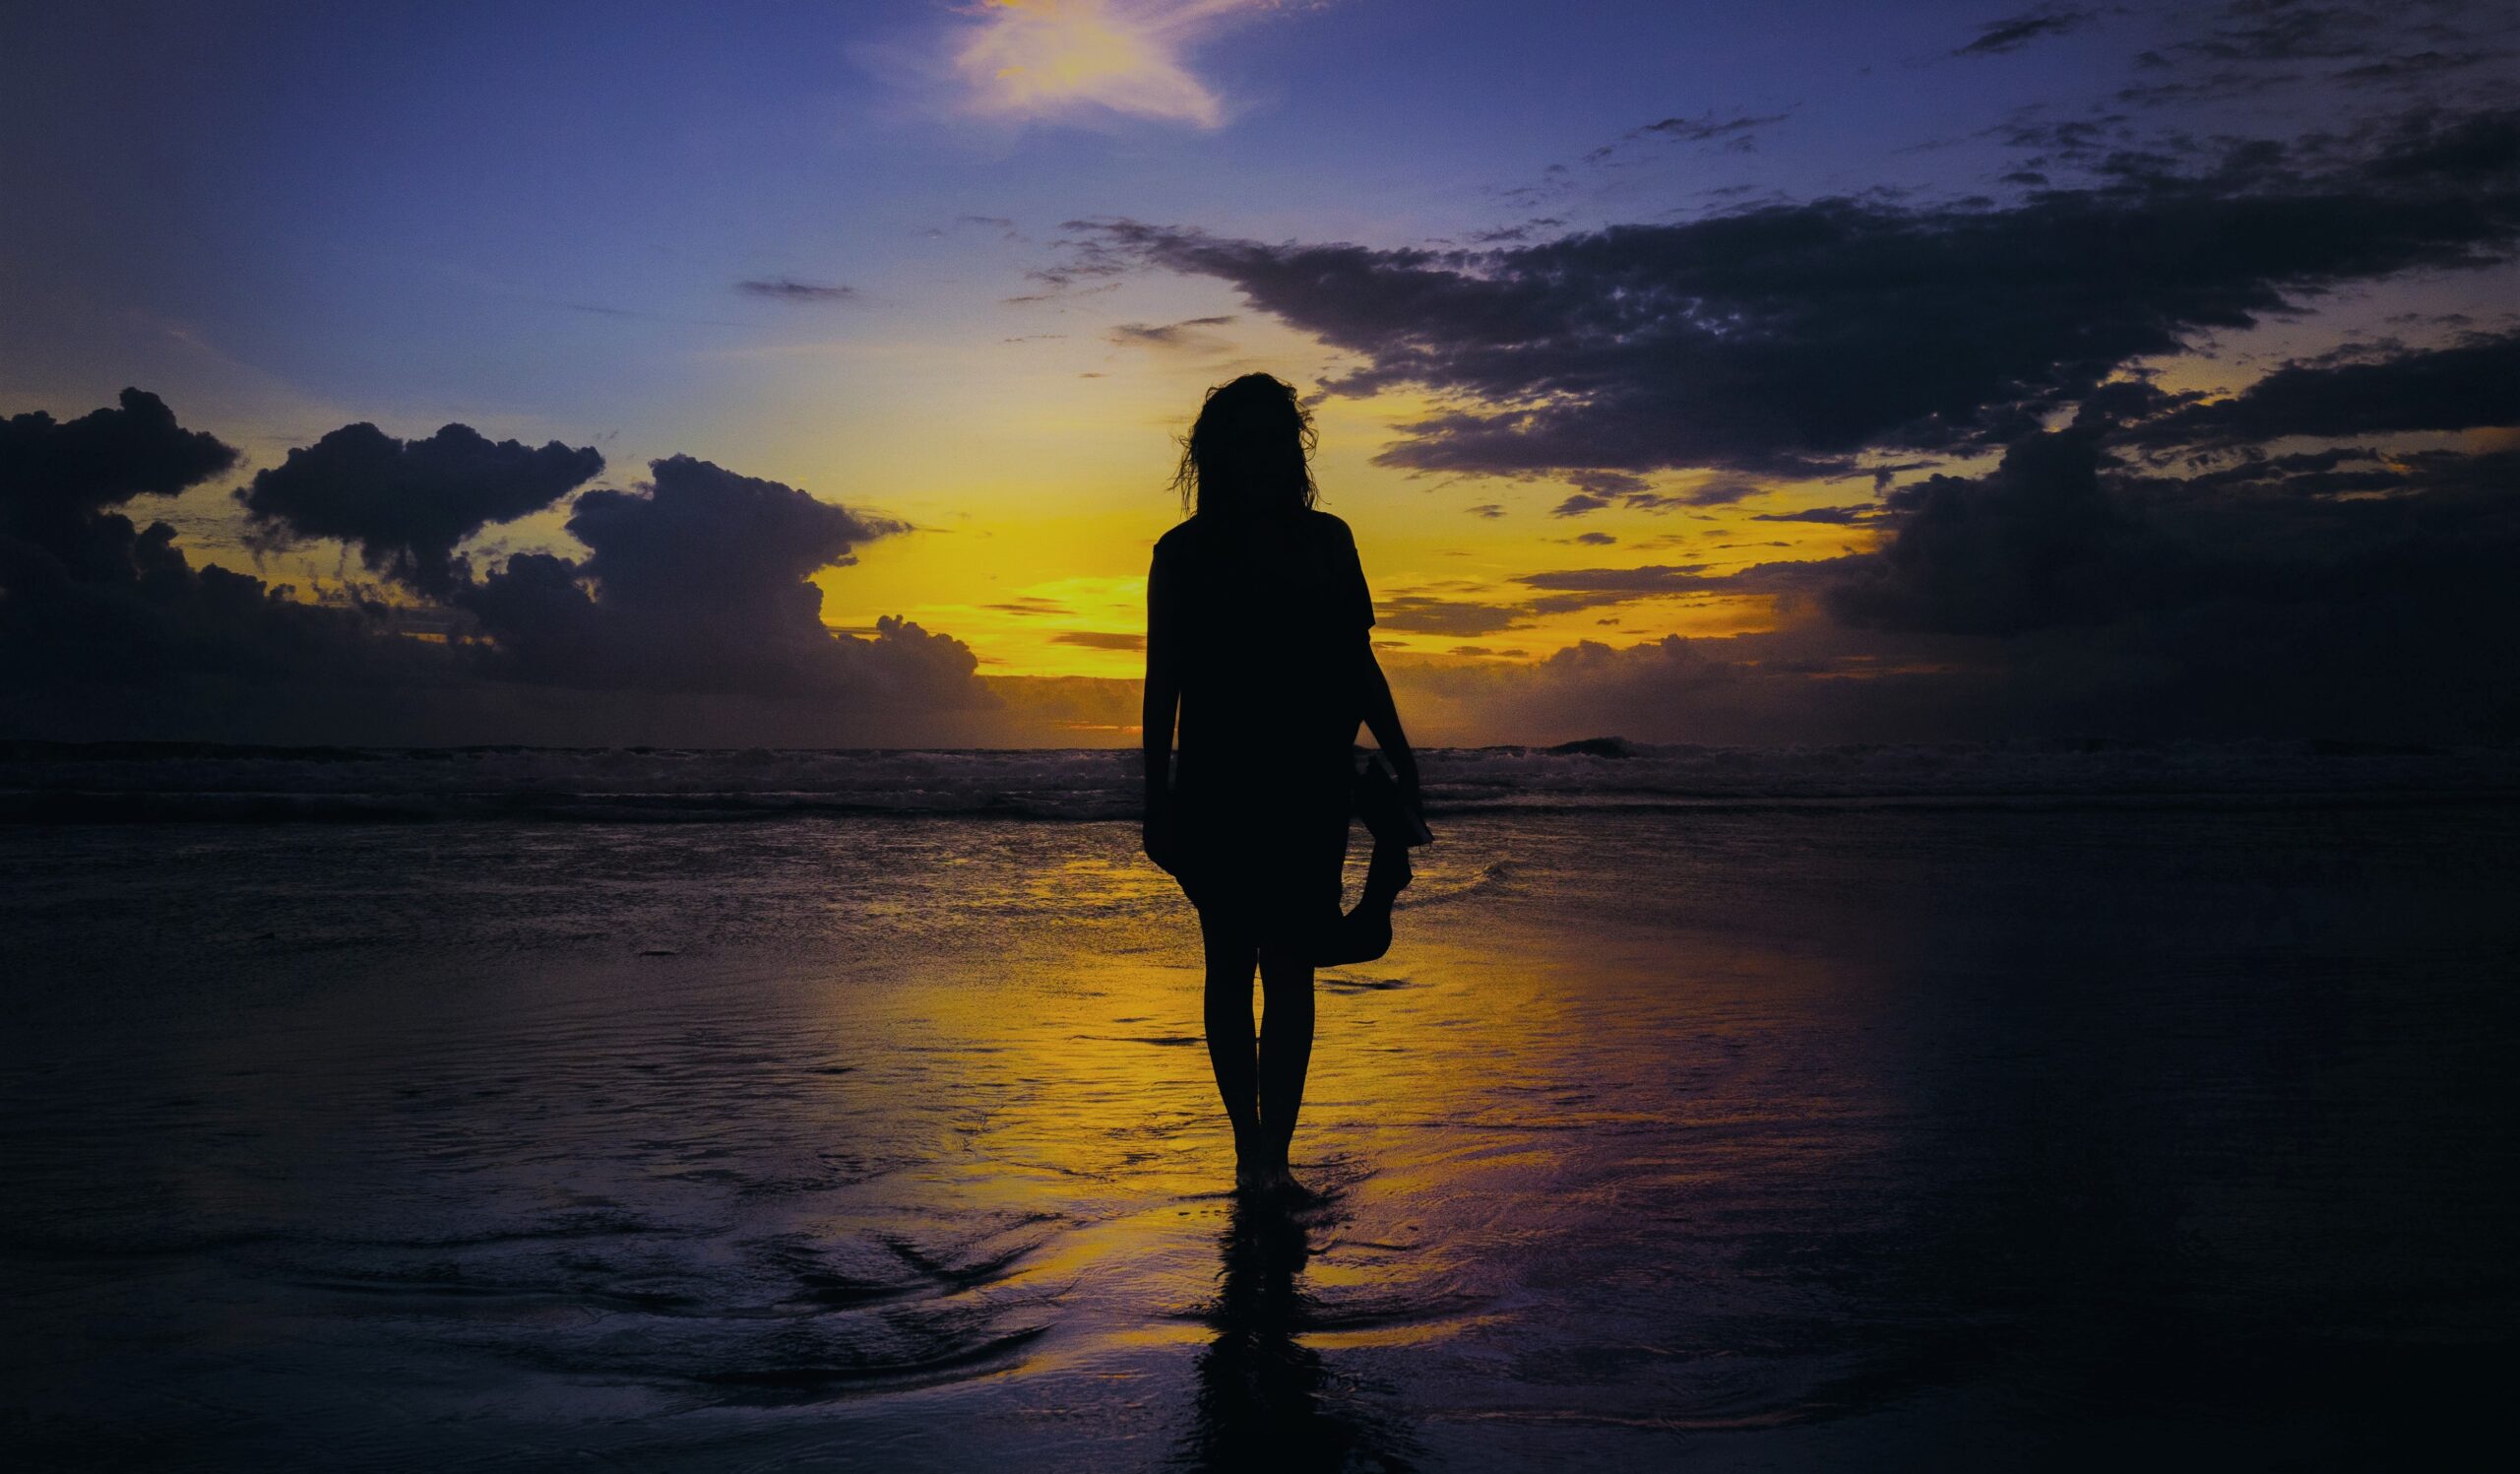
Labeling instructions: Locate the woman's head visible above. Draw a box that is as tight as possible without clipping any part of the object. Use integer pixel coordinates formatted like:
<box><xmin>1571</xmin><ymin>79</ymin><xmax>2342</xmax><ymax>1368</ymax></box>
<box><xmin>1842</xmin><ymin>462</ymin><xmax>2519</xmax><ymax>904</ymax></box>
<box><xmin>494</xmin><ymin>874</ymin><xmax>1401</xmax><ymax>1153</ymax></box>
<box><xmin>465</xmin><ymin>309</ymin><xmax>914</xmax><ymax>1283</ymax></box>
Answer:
<box><xmin>1171</xmin><ymin>373</ymin><xmax>1317</xmax><ymax>519</ymax></box>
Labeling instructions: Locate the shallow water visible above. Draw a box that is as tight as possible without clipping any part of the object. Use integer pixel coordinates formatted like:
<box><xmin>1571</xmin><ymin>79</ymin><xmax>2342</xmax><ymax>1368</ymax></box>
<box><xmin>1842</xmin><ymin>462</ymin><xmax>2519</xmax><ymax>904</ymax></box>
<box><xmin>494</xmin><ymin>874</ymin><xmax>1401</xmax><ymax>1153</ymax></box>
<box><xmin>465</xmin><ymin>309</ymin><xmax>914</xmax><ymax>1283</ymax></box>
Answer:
<box><xmin>3</xmin><ymin>805</ymin><xmax>2515</xmax><ymax>1469</ymax></box>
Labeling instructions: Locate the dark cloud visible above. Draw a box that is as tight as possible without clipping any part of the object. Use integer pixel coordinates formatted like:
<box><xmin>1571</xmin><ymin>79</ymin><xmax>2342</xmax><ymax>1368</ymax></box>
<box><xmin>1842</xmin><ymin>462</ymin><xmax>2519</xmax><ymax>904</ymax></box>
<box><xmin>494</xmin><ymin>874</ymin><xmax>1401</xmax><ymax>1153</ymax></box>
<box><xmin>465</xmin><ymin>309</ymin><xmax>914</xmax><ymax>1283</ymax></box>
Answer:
<box><xmin>1515</xmin><ymin>563</ymin><xmax>1721</xmax><ymax>615</ymax></box>
<box><xmin>1550</xmin><ymin>470</ymin><xmax>1746</xmax><ymax>516</ymax></box>
<box><xmin>1467</xmin><ymin>217</ymin><xmax>1566</xmax><ymax>244</ymax></box>
<box><xmin>2111</xmin><ymin>67</ymin><xmax>2300</xmax><ymax>108</ymax></box>
<box><xmin>1955</xmin><ymin>7</ymin><xmax>2100</xmax><ymax>58</ymax></box>
<box><xmin>2106</xmin><ymin>1</ymin><xmax>2517</xmax><ymax>109</ymax></box>
<box><xmin>1393</xmin><ymin>422</ymin><xmax>2520</xmax><ymax>741</ymax></box>
<box><xmin>2160</xmin><ymin>1</ymin><xmax>2482</xmax><ymax>67</ymax></box>
<box><xmin>735</xmin><ymin>278</ymin><xmax>859</xmax><ymax>302</ymax></box>
<box><xmin>1517</xmin><ymin>561</ymin><xmax>1772</xmax><ymax>598</ymax></box>
<box><xmin>2335</xmin><ymin>50</ymin><xmax>2504</xmax><ymax>89</ymax></box>
<box><xmin>1824</xmin><ymin>428</ymin><xmax>2174</xmax><ymax>635</ymax></box>
<box><xmin>1688</xmin><ymin>478</ymin><xmax>1762</xmax><ymax>506</ymax></box>
<box><xmin>0</xmin><ymin>388</ymin><xmax>237</xmax><ymax>522</ymax></box>
<box><xmin>1465</xmin><ymin>502</ymin><xmax>1505</xmax><ymax>518</ymax></box>
<box><xmin>4</xmin><ymin>392</ymin><xmax>991</xmax><ymax>743</ymax></box>
<box><xmin>1754</xmin><ymin>504</ymin><xmax>1879</xmax><ymax>524</ymax></box>
<box><xmin>459</xmin><ymin>454</ymin><xmax>952</xmax><ymax>700</ymax></box>
<box><xmin>1414</xmin><ymin>395</ymin><xmax>2519</xmax><ymax>738</ymax></box>
<box><xmin>1108</xmin><ymin>315</ymin><xmax>1238</xmax><ymax>349</ymax></box>
<box><xmin>1071</xmin><ymin>108</ymin><xmax>2520</xmax><ymax>480</ymax></box>
<box><xmin>1628</xmin><ymin>111</ymin><xmax>1788</xmax><ymax>149</ymax></box>
<box><xmin>2118</xmin><ymin>331</ymin><xmax>2520</xmax><ymax>449</ymax></box>
<box><xmin>1051</xmin><ymin>630</ymin><xmax>1145</xmax><ymax>651</ymax></box>
<box><xmin>1570</xmin><ymin>531</ymin><xmax>1618</xmax><ymax>545</ymax></box>
<box><xmin>2165</xmin><ymin>447</ymin><xmax>2406</xmax><ymax>497</ymax></box>
<box><xmin>1</xmin><ymin>392</ymin><xmax>441</xmax><ymax>701</ymax></box>
<box><xmin>236</xmin><ymin>422</ymin><xmax>604</xmax><ymax>595</ymax></box>
<box><xmin>1376</xmin><ymin>595</ymin><xmax>1531</xmax><ymax>637</ymax></box>
<box><xmin>1568</xmin><ymin>470</ymin><xmax>1650</xmax><ymax>497</ymax></box>
<box><xmin>1824</xmin><ymin>425</ymin><xmax>2520</xmax><ymax>651</ymax></box>
<box><xmin>949</xmin><ymin>215</ymin><xmax>1023</xmax><ymax>241</ymax></box>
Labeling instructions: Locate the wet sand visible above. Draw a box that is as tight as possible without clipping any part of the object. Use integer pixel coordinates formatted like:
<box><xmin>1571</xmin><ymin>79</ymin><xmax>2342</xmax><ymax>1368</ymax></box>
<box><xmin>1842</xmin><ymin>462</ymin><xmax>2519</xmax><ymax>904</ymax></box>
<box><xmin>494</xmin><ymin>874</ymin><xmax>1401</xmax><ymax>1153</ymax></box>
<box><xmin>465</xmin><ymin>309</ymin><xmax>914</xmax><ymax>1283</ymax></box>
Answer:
<box><xmin>3</xmin><ymin>804</ymin><xmax>2515</xmax><ymax>1469</ymax></box>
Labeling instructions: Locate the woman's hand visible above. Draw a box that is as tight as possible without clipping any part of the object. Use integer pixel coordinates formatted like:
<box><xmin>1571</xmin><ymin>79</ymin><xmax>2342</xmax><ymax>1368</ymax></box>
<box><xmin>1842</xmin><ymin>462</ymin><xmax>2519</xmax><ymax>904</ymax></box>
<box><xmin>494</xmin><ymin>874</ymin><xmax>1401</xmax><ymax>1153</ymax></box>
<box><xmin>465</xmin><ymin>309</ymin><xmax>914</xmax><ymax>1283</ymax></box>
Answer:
<box><xmin>1142</xmin><ymin>803</ymin><xmax>1182</xmax><ymax>876</ymax></box>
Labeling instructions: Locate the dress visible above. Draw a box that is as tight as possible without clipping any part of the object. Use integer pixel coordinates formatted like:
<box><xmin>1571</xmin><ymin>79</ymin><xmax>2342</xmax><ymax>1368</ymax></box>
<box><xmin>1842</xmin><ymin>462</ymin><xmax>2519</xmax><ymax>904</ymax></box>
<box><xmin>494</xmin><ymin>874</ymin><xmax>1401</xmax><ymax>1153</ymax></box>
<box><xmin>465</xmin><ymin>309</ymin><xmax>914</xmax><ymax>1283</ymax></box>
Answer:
<box><xmin>1148</xmin><ymin>509</ymin><xmax>1374</xmax><ymax>945</ymax></box>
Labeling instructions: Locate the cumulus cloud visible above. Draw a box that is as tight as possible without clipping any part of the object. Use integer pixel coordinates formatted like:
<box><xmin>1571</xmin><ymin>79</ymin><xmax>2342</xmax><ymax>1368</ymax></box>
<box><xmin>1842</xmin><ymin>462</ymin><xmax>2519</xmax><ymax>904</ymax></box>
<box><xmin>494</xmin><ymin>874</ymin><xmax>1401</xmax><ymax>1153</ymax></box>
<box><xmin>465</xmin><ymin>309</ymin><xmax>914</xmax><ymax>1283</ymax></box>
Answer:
<box><xmin>1</xmin><ymin>391</ymin><xmax>442</xmax><ymax>701</ymax></box>
<box><xmin>0</xmin><ymin>388</ymin><xmax>237</xmax><ymax>521</ymax></box>
<box><xmin>3</xmin><ymin>391</ymin><xmax>991</xmax><ymax>743</ymax></box>
<box><xmin>459</xmin><ymin>454</ymin><xmax>975</xmax><ymax>706</ymax></box>
<box><xmin>951</xmin><ymin>0</ymin><xmax>1262</xmax><ymax>129</ymax></box>
<box><xmin>1824</xmin><ymin>429</ymin><xmax>2173</xmax><ymax>635</ymax></box>
<box><xmin>237</xmin><ymin>422</ymin><xmax>605</xmax><ymax>595</ymax></box>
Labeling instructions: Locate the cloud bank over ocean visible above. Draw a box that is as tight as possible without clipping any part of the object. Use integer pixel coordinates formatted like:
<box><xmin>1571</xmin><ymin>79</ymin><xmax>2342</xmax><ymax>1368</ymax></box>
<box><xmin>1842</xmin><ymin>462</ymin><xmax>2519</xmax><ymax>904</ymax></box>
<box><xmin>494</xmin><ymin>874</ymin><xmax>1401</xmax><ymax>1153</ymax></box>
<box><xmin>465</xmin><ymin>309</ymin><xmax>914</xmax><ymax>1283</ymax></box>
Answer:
<box><xmin>1</xmin><ymin>392</ymin><xmax>992</xmax><ymax>746</ymax></box>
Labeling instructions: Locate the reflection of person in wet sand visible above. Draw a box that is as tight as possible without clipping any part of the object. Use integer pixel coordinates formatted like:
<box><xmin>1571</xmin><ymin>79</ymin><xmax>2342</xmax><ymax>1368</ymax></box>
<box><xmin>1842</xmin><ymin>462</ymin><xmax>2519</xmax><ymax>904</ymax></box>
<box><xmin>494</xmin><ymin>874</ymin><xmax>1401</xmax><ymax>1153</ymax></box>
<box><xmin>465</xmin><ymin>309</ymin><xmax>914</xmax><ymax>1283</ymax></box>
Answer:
<box><xmin>1141</xmin><ymin>372</ymin><xmax>1431</xmax><ymax>1199</ymax></box>
<box><xmin>1186</xmin><ymin>1195</ymin><xmax>1416</xmax><ymax>1472</ymax></box>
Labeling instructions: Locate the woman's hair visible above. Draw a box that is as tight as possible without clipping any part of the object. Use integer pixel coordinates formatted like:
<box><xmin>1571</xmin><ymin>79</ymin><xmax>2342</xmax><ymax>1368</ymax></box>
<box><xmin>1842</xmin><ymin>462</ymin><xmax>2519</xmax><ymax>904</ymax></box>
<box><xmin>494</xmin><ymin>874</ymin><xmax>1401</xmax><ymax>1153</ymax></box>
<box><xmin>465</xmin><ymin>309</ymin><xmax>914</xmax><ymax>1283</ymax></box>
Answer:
<box><xmin>1170</xmin><ymin>373</ymin><xmax>1318</xmax><ymax>518</ymax></box>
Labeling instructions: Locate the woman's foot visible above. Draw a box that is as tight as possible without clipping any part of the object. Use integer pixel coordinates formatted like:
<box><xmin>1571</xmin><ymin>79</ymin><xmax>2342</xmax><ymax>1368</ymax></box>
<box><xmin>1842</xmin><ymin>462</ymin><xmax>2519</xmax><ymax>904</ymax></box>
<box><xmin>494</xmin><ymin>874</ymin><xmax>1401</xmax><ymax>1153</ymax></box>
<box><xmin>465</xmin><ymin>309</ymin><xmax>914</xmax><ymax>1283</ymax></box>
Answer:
<box><xmin>1308</xmin><ymin>839</ymin><xmax>1412</xmax><ymax>966</ymax></box>
<box><xmin>1253</xmin><ymin>1162</ymin><xmax>1321</xmax><ymax>1204</ymax></box>
<box><xmin>1230</xmin><ymin>1127</ymin><xmax>1274</xmax><ymax>1194</ymax></box>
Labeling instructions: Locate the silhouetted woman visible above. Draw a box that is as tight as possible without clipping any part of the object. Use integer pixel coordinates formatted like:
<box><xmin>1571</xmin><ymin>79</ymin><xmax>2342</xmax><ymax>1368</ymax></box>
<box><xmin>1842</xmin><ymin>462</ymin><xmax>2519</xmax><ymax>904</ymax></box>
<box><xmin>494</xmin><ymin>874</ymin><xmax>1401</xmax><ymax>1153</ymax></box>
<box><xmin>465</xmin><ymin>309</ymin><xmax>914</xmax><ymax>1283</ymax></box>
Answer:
<box><xmin>1142</xmin><ymin>373</ymin><xmax>1422</xmax><ymax>1198</ymax></box>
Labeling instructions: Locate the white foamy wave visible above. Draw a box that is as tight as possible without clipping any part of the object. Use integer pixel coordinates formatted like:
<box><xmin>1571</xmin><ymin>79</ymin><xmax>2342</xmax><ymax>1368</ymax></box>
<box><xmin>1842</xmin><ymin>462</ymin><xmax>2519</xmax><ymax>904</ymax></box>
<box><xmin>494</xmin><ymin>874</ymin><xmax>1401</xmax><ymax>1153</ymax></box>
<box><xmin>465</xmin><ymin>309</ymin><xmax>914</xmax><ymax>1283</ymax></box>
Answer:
<box><xmin>1</xmin><ymin>738</ymin><xmax>2512</xmax><ymax>823</ymax></box>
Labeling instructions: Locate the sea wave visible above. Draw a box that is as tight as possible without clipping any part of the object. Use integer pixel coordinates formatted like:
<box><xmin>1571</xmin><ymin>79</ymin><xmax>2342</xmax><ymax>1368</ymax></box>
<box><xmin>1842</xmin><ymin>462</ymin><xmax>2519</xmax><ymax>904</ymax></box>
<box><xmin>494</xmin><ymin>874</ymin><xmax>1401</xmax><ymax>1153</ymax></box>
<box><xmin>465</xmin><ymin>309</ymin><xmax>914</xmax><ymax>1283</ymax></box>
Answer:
<box><xmin>1</xmin><ymin>737</ymin><xmax>2513</xmax><ymax>823</ymax></box>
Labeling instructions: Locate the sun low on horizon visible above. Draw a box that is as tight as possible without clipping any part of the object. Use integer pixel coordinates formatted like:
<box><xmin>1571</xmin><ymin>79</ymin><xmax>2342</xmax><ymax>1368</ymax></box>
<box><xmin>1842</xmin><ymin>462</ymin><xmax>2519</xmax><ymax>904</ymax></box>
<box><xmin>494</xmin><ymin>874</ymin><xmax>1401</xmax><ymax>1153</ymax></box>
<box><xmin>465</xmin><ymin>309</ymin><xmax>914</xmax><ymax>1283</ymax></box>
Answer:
<box><xmin>4</xmin><ymin>0</ymin><xmax>2513</xmax><ymax>748</ymax></box>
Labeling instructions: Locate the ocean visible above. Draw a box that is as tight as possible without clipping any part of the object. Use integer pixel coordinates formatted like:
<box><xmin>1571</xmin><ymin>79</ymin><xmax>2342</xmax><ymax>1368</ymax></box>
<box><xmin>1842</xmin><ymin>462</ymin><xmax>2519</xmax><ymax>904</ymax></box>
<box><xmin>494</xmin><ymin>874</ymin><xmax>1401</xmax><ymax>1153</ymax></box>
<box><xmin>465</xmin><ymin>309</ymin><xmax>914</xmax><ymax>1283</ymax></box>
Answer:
<box><xmin>3</xmin><ymin>740</ymin><xmax>2515</xmax><ymax>1470</ymax></box>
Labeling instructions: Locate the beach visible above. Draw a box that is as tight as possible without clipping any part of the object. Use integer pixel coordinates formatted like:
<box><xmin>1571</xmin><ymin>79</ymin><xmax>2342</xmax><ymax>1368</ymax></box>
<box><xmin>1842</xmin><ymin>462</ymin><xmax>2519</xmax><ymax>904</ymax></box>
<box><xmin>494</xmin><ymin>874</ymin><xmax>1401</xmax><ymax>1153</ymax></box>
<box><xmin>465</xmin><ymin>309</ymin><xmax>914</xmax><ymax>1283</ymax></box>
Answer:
<box><xmin>3</xmin><ymin>746</ymin><xmax>2515</xmax><ymax>1469</ymax></box>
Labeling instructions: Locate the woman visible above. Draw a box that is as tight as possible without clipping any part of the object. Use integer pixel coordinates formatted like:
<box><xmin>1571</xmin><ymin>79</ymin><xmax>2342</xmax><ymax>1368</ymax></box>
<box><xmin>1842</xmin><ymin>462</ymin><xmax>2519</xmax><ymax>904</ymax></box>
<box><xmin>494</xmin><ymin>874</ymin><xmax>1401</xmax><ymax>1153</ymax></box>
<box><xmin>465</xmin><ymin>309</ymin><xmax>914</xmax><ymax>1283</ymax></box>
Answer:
<box><xmin>1141</xmin><ymin>373</ymin><xmax>1422</xmax><ymax>1198</ymax></box>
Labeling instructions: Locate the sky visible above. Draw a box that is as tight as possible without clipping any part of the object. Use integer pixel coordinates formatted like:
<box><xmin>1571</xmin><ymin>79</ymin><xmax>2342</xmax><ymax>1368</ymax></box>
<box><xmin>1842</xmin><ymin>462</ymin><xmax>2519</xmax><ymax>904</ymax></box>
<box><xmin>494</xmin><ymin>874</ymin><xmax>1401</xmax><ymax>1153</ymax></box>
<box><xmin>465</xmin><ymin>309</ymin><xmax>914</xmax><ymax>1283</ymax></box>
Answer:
<box><xmin>3</xmin><ymin>0</ymin><xmax>2515</xmax><ymax>746</ymax></box>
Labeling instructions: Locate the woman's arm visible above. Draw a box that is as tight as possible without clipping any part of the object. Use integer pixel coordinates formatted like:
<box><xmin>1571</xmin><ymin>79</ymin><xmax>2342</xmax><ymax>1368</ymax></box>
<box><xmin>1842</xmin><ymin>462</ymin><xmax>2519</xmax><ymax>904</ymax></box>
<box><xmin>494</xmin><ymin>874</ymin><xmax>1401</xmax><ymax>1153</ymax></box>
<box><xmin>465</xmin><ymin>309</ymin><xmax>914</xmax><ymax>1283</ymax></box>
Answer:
<box><xmin>1355</xmin><ymin>636</ymin><xmax>1419</xmax><ymax>803</ymax></box>
<box><xmin>1141</xmin><ymin>663</ymin><xmax>1180</xmax><ymax>857</ymax></box>
<box><xmin>1141</xmin><ymin>553</ymin><xmax>1183</xmax><ymax>872</ymax></box>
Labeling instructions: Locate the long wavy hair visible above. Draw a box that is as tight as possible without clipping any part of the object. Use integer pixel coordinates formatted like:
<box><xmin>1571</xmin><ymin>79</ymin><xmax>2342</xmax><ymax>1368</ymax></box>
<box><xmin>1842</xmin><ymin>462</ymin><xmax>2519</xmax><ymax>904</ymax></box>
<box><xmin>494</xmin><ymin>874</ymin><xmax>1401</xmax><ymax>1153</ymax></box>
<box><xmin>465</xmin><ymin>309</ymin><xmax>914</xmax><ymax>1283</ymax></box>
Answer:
<box><xmin>1170</xmin><ymin>373</ymin><xmax>1318</xmax><ymax>520</ymax></box>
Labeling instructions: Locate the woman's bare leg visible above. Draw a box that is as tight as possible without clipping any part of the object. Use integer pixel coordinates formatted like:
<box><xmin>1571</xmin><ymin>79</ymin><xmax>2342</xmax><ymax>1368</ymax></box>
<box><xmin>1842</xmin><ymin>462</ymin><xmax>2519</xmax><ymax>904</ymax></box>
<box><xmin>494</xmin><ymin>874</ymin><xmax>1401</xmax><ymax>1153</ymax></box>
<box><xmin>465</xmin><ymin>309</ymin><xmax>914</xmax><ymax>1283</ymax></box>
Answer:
<box><xmin>1255</xmin><ymin>944</ymin><xmax>1316</xmax><ymax>1186</ymax></box>
<box><xmin>1200</xmin><ymin>921</ymin><xmax>1265</xmax><ymax>1183</ymax></box>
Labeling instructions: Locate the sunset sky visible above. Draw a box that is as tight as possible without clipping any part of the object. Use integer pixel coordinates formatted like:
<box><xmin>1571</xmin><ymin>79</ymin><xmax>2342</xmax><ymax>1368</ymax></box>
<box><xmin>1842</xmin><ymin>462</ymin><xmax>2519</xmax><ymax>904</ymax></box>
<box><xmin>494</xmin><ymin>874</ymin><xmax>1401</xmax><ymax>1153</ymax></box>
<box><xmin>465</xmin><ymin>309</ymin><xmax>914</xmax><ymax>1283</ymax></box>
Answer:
<box><xmin>4</xmin><ymin>1</ymin><xmax>2514</xmax><ymax>746</ymax></box>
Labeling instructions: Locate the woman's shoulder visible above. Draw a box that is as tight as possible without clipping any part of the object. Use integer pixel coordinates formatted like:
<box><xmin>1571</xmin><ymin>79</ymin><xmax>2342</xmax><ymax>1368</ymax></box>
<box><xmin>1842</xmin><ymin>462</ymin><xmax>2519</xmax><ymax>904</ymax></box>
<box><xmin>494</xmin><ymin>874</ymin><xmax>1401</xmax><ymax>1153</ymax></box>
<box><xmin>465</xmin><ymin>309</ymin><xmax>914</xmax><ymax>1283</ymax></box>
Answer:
<box><xmin>1302</xmin><ymin>508</ymin><xmax>1356</xmax><ymax>545</ymax></box>
<box><xmin>1157</xmin><ymin>510</ymin><xmax>1354</xmax><ymax>561</ymax></box>
<box><xmin>1153</xmin><ymin>517</ymin><xmax>1203</xmax><ymax>560</ymax></box>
